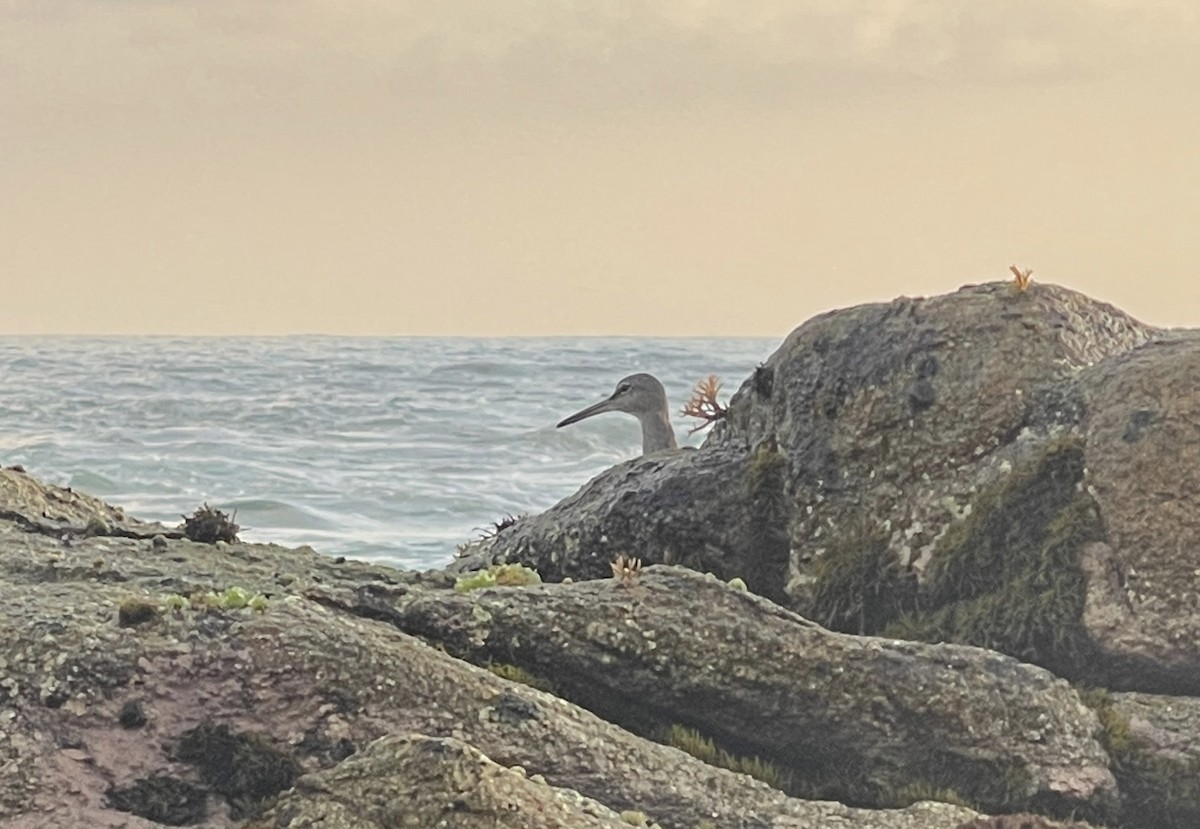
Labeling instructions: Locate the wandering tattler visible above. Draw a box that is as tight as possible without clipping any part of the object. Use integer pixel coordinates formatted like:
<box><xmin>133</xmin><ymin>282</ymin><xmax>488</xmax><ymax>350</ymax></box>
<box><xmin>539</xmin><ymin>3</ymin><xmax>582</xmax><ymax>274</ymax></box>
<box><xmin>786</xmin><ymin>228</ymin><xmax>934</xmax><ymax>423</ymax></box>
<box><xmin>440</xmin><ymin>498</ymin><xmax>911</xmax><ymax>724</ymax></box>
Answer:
<box><xmin>556</xmin><ymin>373</ymin><xmax>678</xmax><ymax>455</ymax></box>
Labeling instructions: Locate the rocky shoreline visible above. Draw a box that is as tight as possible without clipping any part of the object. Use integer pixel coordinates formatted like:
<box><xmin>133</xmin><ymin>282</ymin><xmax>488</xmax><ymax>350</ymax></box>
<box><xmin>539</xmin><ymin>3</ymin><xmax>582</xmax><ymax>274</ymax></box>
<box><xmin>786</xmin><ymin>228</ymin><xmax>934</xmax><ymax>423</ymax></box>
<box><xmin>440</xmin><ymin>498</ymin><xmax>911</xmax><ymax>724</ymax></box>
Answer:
<box><xmin>4</xmin><ymin>281</ymin><xmax>1200</xmax><ymax>828</ymax></box>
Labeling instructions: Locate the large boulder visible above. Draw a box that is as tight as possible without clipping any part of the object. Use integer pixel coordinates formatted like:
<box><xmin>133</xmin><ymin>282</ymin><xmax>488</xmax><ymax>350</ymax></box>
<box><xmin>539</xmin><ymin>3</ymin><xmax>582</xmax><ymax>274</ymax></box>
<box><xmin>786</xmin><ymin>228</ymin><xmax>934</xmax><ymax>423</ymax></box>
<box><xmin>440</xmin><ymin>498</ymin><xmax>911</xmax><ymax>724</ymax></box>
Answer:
<box><xmin>459</xmin><ymin>283</ymin><xmax>1152</xmax><ymax>588</ymax></box>
<box><xmin>1076</xmin><ymin>339</ymin><xmax>1200</xmax><ymax>690</ymax></box>
<box><xmin>0</xmin><ymin>464</ymin><xmax>171</xmax><ymax>539</ymax></box>
<box><xmin>459</xmin><ymin>282</ymin><xmax>1200</xmax><ymax>694</ymax></box>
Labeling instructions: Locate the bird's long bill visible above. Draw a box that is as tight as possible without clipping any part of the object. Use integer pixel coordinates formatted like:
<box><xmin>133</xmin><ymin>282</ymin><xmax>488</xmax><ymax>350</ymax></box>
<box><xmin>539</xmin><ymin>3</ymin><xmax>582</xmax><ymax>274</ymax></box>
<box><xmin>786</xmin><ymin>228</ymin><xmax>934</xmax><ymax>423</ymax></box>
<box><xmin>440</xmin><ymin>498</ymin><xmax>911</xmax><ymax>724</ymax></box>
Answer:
<box><xmin>556</xmin><ymin>397</ymin><xmax>618</xmax><ymax>428</ymax></box>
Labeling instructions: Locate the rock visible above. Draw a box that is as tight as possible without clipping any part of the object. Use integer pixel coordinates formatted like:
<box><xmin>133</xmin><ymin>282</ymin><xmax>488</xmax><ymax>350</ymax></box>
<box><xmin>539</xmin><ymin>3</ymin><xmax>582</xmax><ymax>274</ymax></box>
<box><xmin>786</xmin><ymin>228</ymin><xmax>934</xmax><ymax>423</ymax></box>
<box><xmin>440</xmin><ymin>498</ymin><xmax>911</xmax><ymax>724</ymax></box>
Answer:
<box><xmin>14</xmin><ymin>278</ymin><xmax>1200</xmax><ymax>827</ymax></box>
<box><xmin>459</xmin><ymin>284</ymin><xmax>1151</xmax><ymax>590</ymax></box>
<box><xmin>246</xmin><ymin>733</ymin><xmax>640</xmax><ymax>828</ymax></box>
<box><xmin>117</xmin><ymin>699</ymin><xmax>147</xmax><ymax>729</ymax></box>
<box><xmin>954</xmin><ymin>816</ymin><xmax>1096</xmax><ymax>829</ymax></box>
<box><xmin>0</xmin><ymin>467</ymin><xmax>176</xmax><ymax>540</ymax></box>
<box><xmin>320</xmin><ymin>566</ymin><xmax>1117</xmax><ymax>817</ymax></box>
<box><xmin>454</xmin><ymin>446</ymin><xmax>781</xmax><ymax>595</ymax></box>
<box><xmin>0</xmin><ymin>516</ymin><xmax>991</xmax><ymax>829</ymax></box>
<box><xmin>456</xmin><ymin>283</ymin><xmax>1200</xmax><ymax>695</ymax></box>
<box><xmin>1076</xmin><ymin>339</ymin><xmax>1200</xmax><ymax>690</ymax></box>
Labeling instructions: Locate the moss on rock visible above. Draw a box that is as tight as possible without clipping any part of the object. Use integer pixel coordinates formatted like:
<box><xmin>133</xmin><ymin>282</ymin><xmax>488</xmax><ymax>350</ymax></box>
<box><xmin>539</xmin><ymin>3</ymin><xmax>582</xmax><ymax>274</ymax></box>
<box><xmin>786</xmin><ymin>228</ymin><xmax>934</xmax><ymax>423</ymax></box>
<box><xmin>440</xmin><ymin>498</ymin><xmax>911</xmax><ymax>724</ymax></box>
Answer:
<box><xmin>1080</xmin><ymin>689</ymin><xmax>1200</xmax><ymax>828</ymax></box>
<box><xmin>663</xmin><ymin>724</ymin><xmax>789</xmax><ymax>791</ymax></box>
<box><xmin>810</xmin><ymin>520</ymin><xmax>917</xmax><ymax>635</ymax></box>
<box><xmin>744</xmin><ymin>438</ymin><xmax>791</xmax><ymax>603</ymax></box>
<box><xmin>485</xmin><ymin>661</ymin><xmax>554</xmax><ymax>693</ymax></box>
<box><xmin>883</xmin><ymin>436</ymin><xmax>1104</xmax><ymax>680</ymax></box>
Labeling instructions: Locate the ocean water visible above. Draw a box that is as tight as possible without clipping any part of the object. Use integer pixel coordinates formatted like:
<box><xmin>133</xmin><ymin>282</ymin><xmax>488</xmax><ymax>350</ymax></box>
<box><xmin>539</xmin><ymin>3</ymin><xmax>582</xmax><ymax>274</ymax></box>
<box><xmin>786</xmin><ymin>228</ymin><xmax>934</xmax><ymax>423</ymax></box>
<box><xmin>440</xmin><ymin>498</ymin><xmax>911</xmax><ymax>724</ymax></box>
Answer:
<box><xmin>0</xmin><ymin>337</ymin><xmax>777</xmax><ymax>569</ymax></box>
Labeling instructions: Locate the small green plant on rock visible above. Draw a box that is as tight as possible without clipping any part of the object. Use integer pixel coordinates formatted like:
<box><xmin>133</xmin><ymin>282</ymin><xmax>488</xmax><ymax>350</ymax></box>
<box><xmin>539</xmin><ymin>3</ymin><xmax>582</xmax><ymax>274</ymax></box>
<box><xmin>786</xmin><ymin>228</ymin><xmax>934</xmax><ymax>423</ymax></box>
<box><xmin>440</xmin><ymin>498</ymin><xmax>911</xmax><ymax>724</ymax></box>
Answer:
<box><xmin>218</xmin><ymin>587</ymin><xmax>251</xmax><ymax>609</ymax></box>
<box><xmin>485</xmin><ymin>661</ymin><xmax>554</xmax><ymax>693</ymax></box>
<box><xmin>664</xmin><ymin>724</ymin><xmax>788</xmax><ymax>790</ymax></box>
<box><xmin>185</xmin><ymin>588</ymin><xmax>268</xmax><ymax>613</ymax></box>
<box><xmin>809</xmin><ymin>519</ymin><xmax>916</xmax><ymax>635</ymax></box>
<box><xmin>880</xmin><ymin>780</ymin><xmax>975</xmax><ymax>810</ymax></box>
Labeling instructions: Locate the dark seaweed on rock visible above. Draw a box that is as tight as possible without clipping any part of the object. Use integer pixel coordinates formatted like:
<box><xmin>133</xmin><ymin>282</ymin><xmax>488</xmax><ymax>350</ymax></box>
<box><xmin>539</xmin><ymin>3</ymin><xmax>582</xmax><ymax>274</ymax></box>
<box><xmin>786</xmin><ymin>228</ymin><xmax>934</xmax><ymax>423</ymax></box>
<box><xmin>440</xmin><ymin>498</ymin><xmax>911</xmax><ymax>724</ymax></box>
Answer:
<box><xmin>177</xmin><ymin>723</ymin><xmax>297</xmax><ymax>819</ymax></box>
<box><xmin>106</xmin><ymin>775</ymin><xmax>208</xmax><ymax>826</ymax></box>
<box><xmin>181</xmin><ymin>503</ymin><xmax>240</xmax><ymax>544</ymax></box>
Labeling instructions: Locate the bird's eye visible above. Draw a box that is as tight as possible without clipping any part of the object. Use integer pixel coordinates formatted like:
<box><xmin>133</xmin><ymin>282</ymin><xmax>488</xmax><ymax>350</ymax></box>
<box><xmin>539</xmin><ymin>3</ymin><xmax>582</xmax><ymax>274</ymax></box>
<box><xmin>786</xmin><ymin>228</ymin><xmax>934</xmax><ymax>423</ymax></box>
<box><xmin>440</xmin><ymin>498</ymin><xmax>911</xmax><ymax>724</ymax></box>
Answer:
<box><xmin>617</xmin><ymin>383</ymin><xmax>631</xmax><ymax>394</ymax></box>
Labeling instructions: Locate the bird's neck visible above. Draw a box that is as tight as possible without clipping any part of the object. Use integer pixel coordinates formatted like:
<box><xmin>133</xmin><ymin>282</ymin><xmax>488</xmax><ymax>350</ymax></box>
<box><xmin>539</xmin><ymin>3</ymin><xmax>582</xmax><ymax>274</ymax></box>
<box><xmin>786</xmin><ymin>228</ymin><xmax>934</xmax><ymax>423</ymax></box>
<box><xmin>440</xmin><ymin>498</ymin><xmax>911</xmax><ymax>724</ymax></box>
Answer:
<box><xmin>639</xmin><ymin>409</ymin><xmax>678</xmax><ymax>454</ymax></box>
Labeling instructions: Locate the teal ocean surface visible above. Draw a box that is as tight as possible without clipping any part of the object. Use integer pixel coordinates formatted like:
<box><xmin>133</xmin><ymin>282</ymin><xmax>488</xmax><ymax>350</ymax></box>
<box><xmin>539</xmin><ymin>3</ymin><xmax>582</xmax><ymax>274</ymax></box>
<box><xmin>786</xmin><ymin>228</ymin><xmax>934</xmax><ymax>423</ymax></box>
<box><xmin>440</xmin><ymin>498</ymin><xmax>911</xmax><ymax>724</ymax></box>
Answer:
<box><xmin>0</xmin><ymin>337</ymin><xmax>776</xmax><ymax>569</ymax></box>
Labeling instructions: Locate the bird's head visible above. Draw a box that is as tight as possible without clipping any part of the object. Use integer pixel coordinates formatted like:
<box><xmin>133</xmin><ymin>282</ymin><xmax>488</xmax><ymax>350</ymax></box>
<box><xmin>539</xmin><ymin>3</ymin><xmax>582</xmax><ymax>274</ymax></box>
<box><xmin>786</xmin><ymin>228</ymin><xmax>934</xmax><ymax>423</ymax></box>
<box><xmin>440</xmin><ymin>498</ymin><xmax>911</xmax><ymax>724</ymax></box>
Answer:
<box><xmin>556</xmin><ymin>373</ymin><xmax>669</xmax><ymax>427</ymax></box>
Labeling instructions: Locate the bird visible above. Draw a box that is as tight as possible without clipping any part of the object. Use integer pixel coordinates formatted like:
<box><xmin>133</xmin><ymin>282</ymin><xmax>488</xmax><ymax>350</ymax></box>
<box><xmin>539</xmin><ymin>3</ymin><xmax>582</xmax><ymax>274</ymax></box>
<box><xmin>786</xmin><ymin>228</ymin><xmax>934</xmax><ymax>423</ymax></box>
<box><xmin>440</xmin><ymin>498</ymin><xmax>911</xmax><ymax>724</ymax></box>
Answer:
<box><xmin>556</xmin><ymin>373</ymin><xmax>678</xmax><ymax>455</ymax></box>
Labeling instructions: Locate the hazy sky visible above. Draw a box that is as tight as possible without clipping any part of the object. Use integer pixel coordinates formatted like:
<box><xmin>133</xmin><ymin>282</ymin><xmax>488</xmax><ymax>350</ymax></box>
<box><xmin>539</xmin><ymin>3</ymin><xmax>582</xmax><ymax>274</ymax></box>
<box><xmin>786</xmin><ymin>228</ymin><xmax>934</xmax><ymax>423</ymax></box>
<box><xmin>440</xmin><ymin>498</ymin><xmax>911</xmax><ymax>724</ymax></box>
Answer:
<box><xmin>3</xmin><ymin>1</ymin><xmax>1198</xmax><ymax>335</ymax></box>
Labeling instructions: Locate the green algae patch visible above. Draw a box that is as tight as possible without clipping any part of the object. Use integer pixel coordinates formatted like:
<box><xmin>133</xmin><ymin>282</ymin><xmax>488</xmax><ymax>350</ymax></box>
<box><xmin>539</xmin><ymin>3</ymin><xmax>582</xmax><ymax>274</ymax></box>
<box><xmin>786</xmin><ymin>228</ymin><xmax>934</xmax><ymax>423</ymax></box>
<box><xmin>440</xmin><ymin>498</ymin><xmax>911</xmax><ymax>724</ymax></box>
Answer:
<box><xmin>176</xmin><ymin>723</ymin><xmax>298</xmax><ymax>820</ymax></box>
<box><xmin>1080</xmin><ymin>689</ymin><xmax>1200</xmax><ymax>829</ymax></box>
<box><xmin>454</xmin><ymin>563</ymin><xmax>542</xmax><ymax>592</ymax></box>
<box><xmin>883</xmin><ymin>436</ymin><xmax>1104</xmax><ymax>680</ymax></box>
<box><xmin>216</xmin><ymin>586</ymin><xmax>268</xmax><ymax>611</ymax></box>
<box><xmin>182</xmin><ymin>588</ymin><xmax>270</xmax><ymax>613</ymax></box>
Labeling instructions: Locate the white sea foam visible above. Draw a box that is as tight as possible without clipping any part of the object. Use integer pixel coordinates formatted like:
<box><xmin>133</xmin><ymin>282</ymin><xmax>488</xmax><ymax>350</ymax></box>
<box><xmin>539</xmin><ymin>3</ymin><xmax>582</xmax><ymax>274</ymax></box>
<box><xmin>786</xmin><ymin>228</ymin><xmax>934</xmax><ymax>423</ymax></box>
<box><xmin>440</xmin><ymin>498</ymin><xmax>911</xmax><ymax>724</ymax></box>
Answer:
<box><xmin>0</xmin><ymin>336</ymin><xmax>776</xmax><ymax>569</ymax></box>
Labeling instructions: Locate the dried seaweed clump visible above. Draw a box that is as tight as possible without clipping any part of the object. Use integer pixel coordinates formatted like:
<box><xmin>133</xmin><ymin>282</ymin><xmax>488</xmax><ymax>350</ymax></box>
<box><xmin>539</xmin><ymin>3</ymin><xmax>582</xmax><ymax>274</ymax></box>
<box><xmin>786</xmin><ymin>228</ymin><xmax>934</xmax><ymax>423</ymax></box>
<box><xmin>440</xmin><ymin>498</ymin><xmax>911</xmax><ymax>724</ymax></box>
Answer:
<box><xmin>610</xmin><ymin>554</ymin><xmax>643</xmax><ymax>587</ymax></box>
<box><xmin>680</xmin><ymin>375</ymin><xmax>728</xmax><ymax>434</ymax></box>
<box><xmin>1009</xmin><ymin>265</ymin><xmax>1033</xmax><ymax>292</ymax></box>
<box><xmin>470</xmin><ymin>513</ymin><xmax>524</xmax><ymax>544</ymax></box>
<box><xmin>181</xmin><ymin>503</ymin><xmax>240</xmax><ymax>544</ymax></box>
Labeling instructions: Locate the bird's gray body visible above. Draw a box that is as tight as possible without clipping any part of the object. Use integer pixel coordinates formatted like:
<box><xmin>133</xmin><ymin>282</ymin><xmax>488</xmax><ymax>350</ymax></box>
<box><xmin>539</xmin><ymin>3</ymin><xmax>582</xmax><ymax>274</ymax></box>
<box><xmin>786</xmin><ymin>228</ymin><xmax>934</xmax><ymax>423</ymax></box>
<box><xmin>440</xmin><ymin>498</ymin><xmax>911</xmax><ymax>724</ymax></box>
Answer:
<box><xmin>556</xmin><ymin>373</ymin><xmax>678</xmax><ymax>455</ymax></box>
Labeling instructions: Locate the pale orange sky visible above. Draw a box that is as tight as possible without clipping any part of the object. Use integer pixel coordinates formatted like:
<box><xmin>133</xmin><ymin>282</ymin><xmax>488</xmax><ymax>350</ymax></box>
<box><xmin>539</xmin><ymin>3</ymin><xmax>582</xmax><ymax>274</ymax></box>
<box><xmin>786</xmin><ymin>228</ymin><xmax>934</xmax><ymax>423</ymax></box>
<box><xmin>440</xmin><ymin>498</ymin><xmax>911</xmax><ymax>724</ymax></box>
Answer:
<box><xmin>3</xmin><ymin>1</ymin><xmax>1199</xmax><ymax>336</ymax></box>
